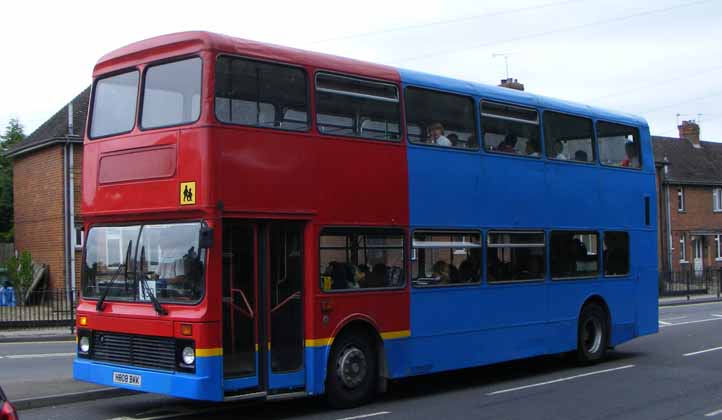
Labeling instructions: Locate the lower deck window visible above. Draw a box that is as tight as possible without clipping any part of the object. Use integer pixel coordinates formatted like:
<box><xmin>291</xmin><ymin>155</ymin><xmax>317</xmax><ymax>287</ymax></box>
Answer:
<box><xmin>551</xmin><ymin>231</ymin><xmax>599</xmax><ymax>279</ymax></box>
<box><xmin>604</xmin><ymin>231</ymin><xmax>629</xmax><ymax>276</ymax></box>
<box><xmin>487</xmin><ymin>231</ymin><xmax>545</xmax><ymax>282</ymax></box>
<box><xmin>319</xmin><ymin>229</ymin><xmax>404</xmax><ymax>291</ymax></box>
<box><xmin>412</xmin><ymin>231</ymin><xmax>481</xmax><ymax>286</ymax></box>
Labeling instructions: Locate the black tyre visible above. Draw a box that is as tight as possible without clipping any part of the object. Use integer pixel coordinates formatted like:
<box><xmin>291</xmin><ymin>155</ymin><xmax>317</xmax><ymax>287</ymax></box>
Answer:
<box><xmin>577</xmin><ymin>303</ymin><xmax>609</xmax><ymax>363</ymax></box>
<box><xmin>326</xmin><ymin>332</ymin><xmax>378</xmax><ymax>408</ymax></box>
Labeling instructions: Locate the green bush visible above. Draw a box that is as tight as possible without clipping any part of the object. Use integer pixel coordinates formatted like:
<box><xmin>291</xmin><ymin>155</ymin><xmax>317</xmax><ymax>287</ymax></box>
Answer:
<box><xmin>5</xmin><ymin>250</ymin><xmax>33</xmax><ymax>294</ymax></box>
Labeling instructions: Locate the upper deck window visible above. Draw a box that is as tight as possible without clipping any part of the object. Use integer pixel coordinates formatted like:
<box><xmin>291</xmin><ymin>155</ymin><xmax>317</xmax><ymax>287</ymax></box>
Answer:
<box><xmin>544</xmin><ymin>111</ymin><xmax>595</xmax><ymax>163</ymax></box>
<box><xmin>89</xmin><ymin>70</ymin><xmax>139</xmax><ymax>138</ymax></box>
<box><xmin>406</xmin><ymin>87</ymin><xmax>477</xmax><ymax>149</ymax></box>
<box><xmin>597</xmin><ymin>121</ymin><xmax>641</xmax><ymax>169</ymax></box>
<box><xmin>481</xmin><ymin>101</ymin><xmax>540</xmax><ymax>157</ymax></box>
<box><xmin>215</xmin><ymin>56</ymin><xmax>308</xmax><ymax>131</ymax></box>
<box><xmin>316</xmin><ymin>73</ymin><xmax>400</xmax><ymax>141</ymax></box>
<box><xmin>141</xmin><ymin>57</ymin><xmax>202</xmax><ymax>129</ymax></box>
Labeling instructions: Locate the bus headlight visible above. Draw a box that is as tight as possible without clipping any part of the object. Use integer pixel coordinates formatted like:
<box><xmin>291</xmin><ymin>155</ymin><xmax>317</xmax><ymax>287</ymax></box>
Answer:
<box><xmin>181</xmin><ymin>347</ymin><xmax>195</xmax><ymax>365</ymax></box>
<box><xmin>79</xmin><ymin>336</ymin><xmax>91</xmax><ymax>354</ymax></box>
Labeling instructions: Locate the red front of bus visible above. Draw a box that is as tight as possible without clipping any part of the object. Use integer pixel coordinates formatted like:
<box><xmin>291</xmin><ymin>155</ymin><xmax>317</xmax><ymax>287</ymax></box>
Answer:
<box><xmin>73</xmin><ymin>32</ymin><xmax>411</xmax><ymax>403</ymax></box>
<box><xmin>72</xmin><ymin>38</ymin><xmax>227</xmax><ymax>400</ymax></box>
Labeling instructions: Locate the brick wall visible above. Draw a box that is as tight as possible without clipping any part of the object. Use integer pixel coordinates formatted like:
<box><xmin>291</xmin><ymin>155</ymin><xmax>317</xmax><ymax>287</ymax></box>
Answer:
<box><xmin>667</xmin><ymin>184</ymin><xmax>722</xmax><ymax>271</ymax></box>
<box><xmin>13</xmin><ymin>145</ymin><xmax>66</xmax><ymax>289</ymax></box>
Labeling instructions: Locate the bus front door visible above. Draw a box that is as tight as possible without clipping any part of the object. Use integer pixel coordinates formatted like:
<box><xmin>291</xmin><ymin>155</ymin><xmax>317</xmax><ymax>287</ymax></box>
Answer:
<box><xmin>222</xmin><ymin>221</ymin><xmax>305</xmax><ymax>397</ymax></box>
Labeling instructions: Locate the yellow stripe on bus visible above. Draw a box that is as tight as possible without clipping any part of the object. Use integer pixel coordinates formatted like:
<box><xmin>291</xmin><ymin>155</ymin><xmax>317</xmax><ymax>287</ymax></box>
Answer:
<box><xmin>196</xmin><ymin>348</ymin><xmax>223</xmax><ymax>357</ymax></box>
<box><xmin>380</xmin><ymin>330</ymin><xmax>411</xmax><ymax>340</ymax></box>
<box><xmin>305</xmin><ymin>330</ymin><xmax>410</xmax><ymax>348</ymax></box>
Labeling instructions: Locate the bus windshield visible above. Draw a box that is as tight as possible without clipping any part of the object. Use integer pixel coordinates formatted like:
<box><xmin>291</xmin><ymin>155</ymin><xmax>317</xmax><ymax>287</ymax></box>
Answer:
<box><xmin>82</xmin><ymin>222</ymin><xmax>205</xmax><ymax>303</ymax></box>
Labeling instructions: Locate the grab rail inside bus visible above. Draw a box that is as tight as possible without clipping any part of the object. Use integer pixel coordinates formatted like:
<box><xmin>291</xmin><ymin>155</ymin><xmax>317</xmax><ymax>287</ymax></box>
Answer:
<box><xmin>230</xmin><ymin>288</ymin><xmax>254</xmax><ymax>319</ymax></box>
<box><xmin>271</xmin><ymin>291</ymin><xmax>301</xmax><ymax>314</ymax></box>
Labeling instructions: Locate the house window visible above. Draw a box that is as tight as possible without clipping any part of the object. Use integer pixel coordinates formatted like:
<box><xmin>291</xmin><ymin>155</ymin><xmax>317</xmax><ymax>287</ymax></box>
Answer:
<box><xmin>680</xmin><ymin>233</ymin><xmax>687</xmax><ymax>262</ymax></box>
<box><xmin>715</xmin><ymin>235</ymin><xmax>721</xmax><ymax>261</ymax></box>
<box><xmin>74</xmin><ymin>225</ymin><xmax>84</xmax><ymax>249</ymax></box>
<box><xmin>677</xmin><ymin>187</ymin><xmax>685</xmax><ymax>212</ymax></box>
<box><xmin>713</xmin><ymin>188</ymin><xmax>722</xmax><ymax>212</ymax></box>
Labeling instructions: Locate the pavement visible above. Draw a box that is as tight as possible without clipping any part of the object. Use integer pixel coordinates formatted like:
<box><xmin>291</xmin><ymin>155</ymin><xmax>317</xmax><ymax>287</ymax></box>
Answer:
<box><xmin>0</xmin><ymin>327</ymin><xmax>74</xmax><ymax>343</ymax></box>
<box><xmin>659</xmin><ymin>293</ymin><xmax>722</xmax><ymax>306</ymax></box>
<box><xmin>11</xmin><ymin>300</ymin><xmax>722</xmax><ymax>420</ymax></box>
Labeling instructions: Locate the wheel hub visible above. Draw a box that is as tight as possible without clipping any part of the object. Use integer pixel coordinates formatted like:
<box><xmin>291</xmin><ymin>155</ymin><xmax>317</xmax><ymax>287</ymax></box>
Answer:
<box><xmin>336</xmin><ymin>346</ymin><xmax>367</xmax><ymax>389</ymax></box>
<box><xmin>583</xmin><ymin>317</ymin><xmax>603</xmax><ymax>354</ymax></box>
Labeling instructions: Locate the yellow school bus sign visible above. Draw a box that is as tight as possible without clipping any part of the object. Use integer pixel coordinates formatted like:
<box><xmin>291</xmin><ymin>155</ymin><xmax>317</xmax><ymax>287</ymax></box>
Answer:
<box><xmin>180</xmin><ymin>182</ymin><xmax>196</xmax><ymax>205</ymax></box>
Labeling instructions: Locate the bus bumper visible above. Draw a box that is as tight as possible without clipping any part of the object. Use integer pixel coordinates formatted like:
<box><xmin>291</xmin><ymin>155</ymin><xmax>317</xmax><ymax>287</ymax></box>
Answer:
<box><xmin>73</xmin><ymin>356</ymin><xmax>223</xmax><ymax>401</ymax></box>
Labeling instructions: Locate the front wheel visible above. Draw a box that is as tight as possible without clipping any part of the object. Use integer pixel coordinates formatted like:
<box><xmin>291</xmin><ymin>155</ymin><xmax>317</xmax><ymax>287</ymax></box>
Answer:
<box><xmin>326</xmin><ymin>333</ymin><xmax>377</xmax><ymax>408</ymax></box>
<box><xmin>577</xmin><ymin>303</ymin><xmax>609</xmax><ymax>363</ymax></box>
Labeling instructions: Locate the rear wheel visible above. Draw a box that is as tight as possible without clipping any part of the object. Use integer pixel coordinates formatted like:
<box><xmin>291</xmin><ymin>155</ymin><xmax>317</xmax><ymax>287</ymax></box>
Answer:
<box><xmin>577</xmin><ymin>303</ymin><xmax>608</xmax><ymax>363</ymax></box>
<box><xmin>326</xmin><ymin>333</ymin><xmax>377</xmax><ymax>408</ymax></box>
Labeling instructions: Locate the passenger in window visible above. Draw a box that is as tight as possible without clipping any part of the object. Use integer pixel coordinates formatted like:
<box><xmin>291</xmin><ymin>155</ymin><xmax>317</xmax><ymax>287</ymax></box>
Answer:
<box><xmin>574</xmin><ymin>150</ymin><xmax>588</xmax><ymax>162</ymax></box>
<box><xmin>553</xmin><ymin>141</ymin><xmax>567</xmax><ymax>160</ymax></box>
<box><xmin>431</xmin><ymin>260</ymin><xmax>451</xmax><ymax>284</ymax></box>
<box><xmin>428</xmin><ymin>123</ymin><xmax>452</xmax><ymax>147</ymax></box>
<box><xmin>497</xmin><ymin>134</ymin><xmax>518</xmax><ymax>154</ymax></box>
<box><xmin>459</xmin><ymin>249</ymin><xmax>481</xmax><ymax>282</ymax></box>
<box><xmin>621</xmin><ymin>141</ymin><xmax>640</xmax><ymax>168</ymax></box>
<box><xmin>447</xmin><ymin>133</ymin><xmax>459</xmax><ymax>147</ymax></box>
<box><xmin>325</xmin><ymin>262</ymin><xmax>354</xmax><ymax>289</ymax></box>
<box><xmin>467</xmin><ymin>134</ymin><xmax>478</xmax><ymax>148</ymax></box>
<box><xmin>351</xmin><ymin>264</ymin><xmax>369</xmax><ymax>288</ymax></box>
<box><xmin>525</xmin><ymin>140</ymin><xmax>540</xmax><ymax>157</ymax></box>
<box><xmin>365</xmin><ymin>263</ymin><xmax>388</xmax><ymax>288</ymax></box>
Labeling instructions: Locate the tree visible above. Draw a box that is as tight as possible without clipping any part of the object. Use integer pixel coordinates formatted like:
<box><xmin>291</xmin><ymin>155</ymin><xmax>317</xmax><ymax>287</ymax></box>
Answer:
<box><xmin>0</xmin><ymin>119</ymin><xmax>25</xmax><ymax>241</ymax></box>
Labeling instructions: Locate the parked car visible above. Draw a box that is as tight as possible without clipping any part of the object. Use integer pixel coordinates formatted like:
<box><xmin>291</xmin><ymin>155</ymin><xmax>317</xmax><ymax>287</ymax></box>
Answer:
<box><xmin>0</xmin><ymin>386</ymin><xmax>18</xmax><ymax>420</ymax></box>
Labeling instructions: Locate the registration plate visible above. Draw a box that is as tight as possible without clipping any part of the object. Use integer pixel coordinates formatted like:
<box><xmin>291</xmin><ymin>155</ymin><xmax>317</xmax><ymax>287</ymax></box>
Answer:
<box><xmin>113</xmin><ymin>371</ymin><xmax>142</xmax><ymax>387</ymax></box>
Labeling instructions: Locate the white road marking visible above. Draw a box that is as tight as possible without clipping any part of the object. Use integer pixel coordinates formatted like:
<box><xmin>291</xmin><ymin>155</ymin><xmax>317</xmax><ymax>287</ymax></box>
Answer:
<box><xmin>658</xmin><ymin>320</ymin><xmax>673</xmax><ymax>325</ymax></box>
<box><xmin>336</xmin><ymin>412</ymin><xmax>391</xmax><ymax>420</ymax></box>
<box><xmin>3</xmin><ymin>352</ymin><xmax>75</xmax><ymax>359</ymax></box>
<box><xmin>705</xmin><ymin>408</ymin><xmax>722</xmax><ymax>417</ymax></box>
<box><xmin>659</xmin><ymin>317</ymin><xmax>722</xmax><ymax>328</ymax></box>
<box><xmin>660</xmin><ymin>316</ymin><xmax>687</xmax><ymax>321</ymax></box>
<box><xmin>711</xmin><ymin>314</ymin><xmax>722</xmax><ymax>317</ymax></box>
<box><xmin>683</xmin><ymin>346</ymin><xmax>722</xmax><ymax>357</ymax></box>
<box><xmin>486</xmin><ymin>364</ymin><xmax>635</xmax><ymax>396</ymax></box>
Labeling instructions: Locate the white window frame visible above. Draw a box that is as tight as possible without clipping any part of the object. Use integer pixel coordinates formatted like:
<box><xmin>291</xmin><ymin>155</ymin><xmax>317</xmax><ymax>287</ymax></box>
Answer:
<box><xmin>680</xmin><ymin>233</ymin><xmax>687</xmax><ymax>263</ymax></box>
<box><xmin>74</xmin><ymin>225</ymin><xmax>84</xmax><ymax>250</ymax></box>
<box><xmin>678</xmin><ymin>187</ymin><xmax>685</xmax><ymax>212</ymax></box>
<box><xmin>713</xmin><ymin>188</ymin><xmax>722</xmax><ymax>212</ymax></box>
<box><xmin>715</xmin><ymin>235</ymin><xmax>722</xmax><ymax>261</ymax></box>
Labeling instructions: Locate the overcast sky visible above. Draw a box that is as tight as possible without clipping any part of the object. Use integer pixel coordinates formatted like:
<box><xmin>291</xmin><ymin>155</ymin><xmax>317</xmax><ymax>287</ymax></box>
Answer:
<box><xmin>1</xmin><ymin>0</ymin><xmax>721</xmax><ymax>140</ymax></box>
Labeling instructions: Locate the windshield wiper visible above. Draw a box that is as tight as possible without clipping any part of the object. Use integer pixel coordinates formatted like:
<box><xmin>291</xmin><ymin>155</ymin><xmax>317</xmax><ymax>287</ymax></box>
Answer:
<box><xmin>96</xmin><ymin>240</ymin><xmax>132</xmax><ymax>312</ymax></box>
<box><xmin>137</xmin><ymin>245</ymin><xmax>167</xmax><ymax>316</ymax></box>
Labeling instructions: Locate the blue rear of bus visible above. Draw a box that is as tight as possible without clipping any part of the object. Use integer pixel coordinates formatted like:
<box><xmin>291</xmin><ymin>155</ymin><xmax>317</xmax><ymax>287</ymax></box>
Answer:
<box><xmin>399</xmin><ymin>68</ymin><xmax>657</xmax><ymax>376</ymax></box>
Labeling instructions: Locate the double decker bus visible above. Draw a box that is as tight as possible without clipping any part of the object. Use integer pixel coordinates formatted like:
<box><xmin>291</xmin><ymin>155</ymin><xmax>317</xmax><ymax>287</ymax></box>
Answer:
<box><xmin>74</xmin><ymin>31</ymin><xmax>658</xmax><ymax>407</ymax></box>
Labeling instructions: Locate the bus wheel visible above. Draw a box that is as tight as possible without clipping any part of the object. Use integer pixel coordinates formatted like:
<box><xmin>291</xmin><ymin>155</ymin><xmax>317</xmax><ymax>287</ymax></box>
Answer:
<box><xmin>326</xmin><ymin>333</ymin><xmax>377</xmax><ymax>408</ymax></box>
<box><xmin>577</xmin><ymin>303</ymin><xmax>608</xmax><ymax>363</ymax></box>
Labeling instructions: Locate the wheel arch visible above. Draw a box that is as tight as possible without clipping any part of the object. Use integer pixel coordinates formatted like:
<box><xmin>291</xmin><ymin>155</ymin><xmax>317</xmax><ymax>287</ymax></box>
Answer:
<box><xmin>323</xmin><ymin>315</ymin><xmax>389</xmax><ymax>393</ymax></box>
<box><xmin>579</xmin><ymin>294</ymin><xmax>612</xmax><ymax>346</ymax></box>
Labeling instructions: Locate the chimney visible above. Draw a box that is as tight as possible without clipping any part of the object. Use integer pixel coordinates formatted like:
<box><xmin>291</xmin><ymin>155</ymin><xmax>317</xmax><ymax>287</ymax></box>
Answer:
<box><xmin>499</xmin><ymin>78</ymin><xmax>524</xmax><ymax>91</ymax></box>
<box><xmin>678</xmin><ymin>120</ymin><xmax>700</xmax><ymax>148</ymax></box>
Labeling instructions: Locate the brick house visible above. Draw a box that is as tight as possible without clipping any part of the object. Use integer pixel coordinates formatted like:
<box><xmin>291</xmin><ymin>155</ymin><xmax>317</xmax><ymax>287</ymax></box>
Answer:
<box><xmin>653</xmin><ymin>120</ymin><xmax>722</xmax><ymax>274</ymax></box>
<box><xmin>6</xmin><ymin>88</ymin><xmax>89</xmax><ymax>290</ymax></box>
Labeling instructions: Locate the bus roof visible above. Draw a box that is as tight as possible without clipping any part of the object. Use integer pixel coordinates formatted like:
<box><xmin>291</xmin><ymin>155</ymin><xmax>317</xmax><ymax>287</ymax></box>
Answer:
<box><xmin>398</xmin><ymin>67</ymin><xmax>648</xmax><ymax>128</ymax></box>
<box><xmin>96</xmin><ymin>31</ymin><xmax>647</xmax><ymax>128</ymax></box>
<box><xmin>95</xmin><ymin>31</ymin><xmax>399</xmax><ymax>82</ymax></box>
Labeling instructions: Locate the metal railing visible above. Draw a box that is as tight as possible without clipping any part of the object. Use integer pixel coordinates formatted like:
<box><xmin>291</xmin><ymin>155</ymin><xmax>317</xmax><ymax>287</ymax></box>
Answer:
<box><xmin>659</xmin><ymin>269</ymin><xmax>722</xmax><ymax>300</ymax></box>
<box><xmin>0</xmin><ymin>288</ymin><xmax>77</xmax><ymax>332</ymax></box>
